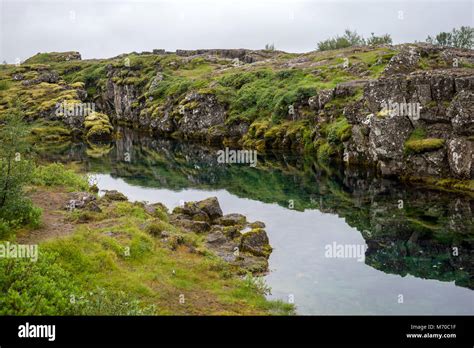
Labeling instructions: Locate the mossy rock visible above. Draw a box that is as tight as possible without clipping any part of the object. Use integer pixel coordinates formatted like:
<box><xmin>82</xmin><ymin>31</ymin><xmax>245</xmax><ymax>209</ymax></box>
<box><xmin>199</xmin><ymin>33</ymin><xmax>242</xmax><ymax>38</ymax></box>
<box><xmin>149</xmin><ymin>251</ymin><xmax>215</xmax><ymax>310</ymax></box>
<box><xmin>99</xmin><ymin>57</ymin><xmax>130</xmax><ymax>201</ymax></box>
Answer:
<box><xmin>84</xmin><ymin>112</ymin><xmax>113</xmax><ymax>140</ymax></box>
<box><xmin>240</xmin><ymin>228</ymin><xmax>272</xmax><ymax>258</ymax></box>
<box><xmin>405</xmin><ymin>138</ymin><xmax>445</xmax><ymax>154</ymax></box>
<box><xmin>216</xmin><ymin>213</ymin><xmax>247</xmax><ymax>226</ymax></box>
<box><xmin>255</xmin><ymin>139</ymin><xmax>266</xmax><ymax>152</ymax></box>
<box><xmin>103</xmin><ymin>190</ymin><xmax>128</xmax><ymax>201</ymax></box>
<box><xmin>145</xmin><ymin>220</ymin><xmax>168</xmax><ymax>237</ymax></box>
<box><xmin>24</xmin><ymin>51</ymin><xmax>81</xmax><ymax>64</ymax></box>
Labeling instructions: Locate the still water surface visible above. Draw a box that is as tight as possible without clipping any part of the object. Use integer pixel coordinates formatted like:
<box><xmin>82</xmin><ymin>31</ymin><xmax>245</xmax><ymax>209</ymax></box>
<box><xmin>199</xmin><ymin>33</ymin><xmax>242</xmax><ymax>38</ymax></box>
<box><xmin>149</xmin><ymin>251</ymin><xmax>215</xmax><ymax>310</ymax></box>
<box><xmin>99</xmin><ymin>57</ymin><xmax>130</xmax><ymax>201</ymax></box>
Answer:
<box><xmin>42</xmin><ymin>130</ymin><xmax>474</xmax><ymax>314</ymax></box>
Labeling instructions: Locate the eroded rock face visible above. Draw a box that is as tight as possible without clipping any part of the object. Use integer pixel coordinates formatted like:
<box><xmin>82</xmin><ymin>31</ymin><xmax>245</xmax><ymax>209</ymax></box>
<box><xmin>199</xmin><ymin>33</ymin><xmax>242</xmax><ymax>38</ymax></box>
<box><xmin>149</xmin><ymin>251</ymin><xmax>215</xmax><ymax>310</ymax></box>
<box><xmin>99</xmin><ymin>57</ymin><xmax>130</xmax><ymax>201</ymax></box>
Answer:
<box><xmin>367</xmin><ymin>115</ymin><xmax>412</xmax><ymax>162</ymax></box>
<box><xmin>383</xmin><ymin>45</ymin><xmax>421</xmax><ymax>75</ymax></box>
<box><xmin>449</xmin><ymin>90</ymin><xmax>474</xmax><ymax>136</ymax></box>
<box><xmin>405</xmin><ymin>149</ymin><xmax>448</xmax><ymax>177</ymax></box>
<box><xmin>447</xmin><ymin>138</ymin><xmax>473</xmax><ymax>179</ymax></box>
<box><xmin>98</xmin><ymin>71</ymin><xmax>230</xmax><ymax>144</ymax></box>
<box><xmin>347</xmin><ymin>67</ymin><xmax>474</xmax><ymax>180</ymax></box>
<box><xmin>177</xmin><ymin>93</ymin><xmax>227</xmax><ymax>143</ymax></box>
<box><xmin>100</xmin><ymin>68</ymin><xmax>141</xmax><ymax>123</ymax></box>
<box><xmin>174</xmin><ymin>48</ymin><xmax>279</xmax><ymax>63</ymax></box>
<box><xmin>88</xmin><ymin>44</ymin><xmax>474</xmax><ymax>183</ymax></box>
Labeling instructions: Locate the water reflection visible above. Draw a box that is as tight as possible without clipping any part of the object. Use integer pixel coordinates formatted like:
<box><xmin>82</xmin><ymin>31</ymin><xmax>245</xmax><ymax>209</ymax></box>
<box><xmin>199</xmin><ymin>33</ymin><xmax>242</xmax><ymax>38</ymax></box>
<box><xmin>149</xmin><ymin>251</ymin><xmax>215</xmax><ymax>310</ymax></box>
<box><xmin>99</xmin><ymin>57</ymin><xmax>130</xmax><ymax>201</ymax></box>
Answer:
<box><xmin>37</xmin><ymin>128</ymin><xmax>474</xmax><ymax>314</ymax></box>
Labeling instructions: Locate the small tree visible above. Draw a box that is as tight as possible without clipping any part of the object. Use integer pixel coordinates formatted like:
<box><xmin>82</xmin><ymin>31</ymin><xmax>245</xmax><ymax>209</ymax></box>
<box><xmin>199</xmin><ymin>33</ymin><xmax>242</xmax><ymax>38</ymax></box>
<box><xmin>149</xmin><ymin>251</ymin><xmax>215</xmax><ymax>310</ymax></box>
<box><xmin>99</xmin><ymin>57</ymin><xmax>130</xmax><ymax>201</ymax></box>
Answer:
<box><xmin>426</xmin><ymin>26</ymin><xmax>473</xmax><ymax>49</ymax></box>
<box><xmin>343</xmin><ymin>29</ymin><xmax>365</xmax><ymax>46</ymax></box>
<box><xmin>317</xmin><ymin>29</ymin><xmax>365</xmax><ymax>51</ymax></box>
<box><xmin>264</xmin><ymin>43</ymin><xmax>275</xmax><ymax>51</ymax></box>
<box><xmin>367</xmin><ymin>33</ymin><xmax>393</xmax><ymax>46</ymax></box>
<box><xmin>0</xmin><ymin>103</ymin><xmax>40</xmax><ymax>236</ymax></box>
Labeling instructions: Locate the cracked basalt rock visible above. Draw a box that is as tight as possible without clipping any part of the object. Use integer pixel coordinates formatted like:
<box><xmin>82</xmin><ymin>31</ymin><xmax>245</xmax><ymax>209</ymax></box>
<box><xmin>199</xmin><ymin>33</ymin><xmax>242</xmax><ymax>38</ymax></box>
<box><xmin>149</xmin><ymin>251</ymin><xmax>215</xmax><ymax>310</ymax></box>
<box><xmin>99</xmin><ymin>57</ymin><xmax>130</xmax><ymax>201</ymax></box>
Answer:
<box><xmin>171</xmin><ymin>197</ymin><xmax>272</xmax><ymax>274</ymax></box>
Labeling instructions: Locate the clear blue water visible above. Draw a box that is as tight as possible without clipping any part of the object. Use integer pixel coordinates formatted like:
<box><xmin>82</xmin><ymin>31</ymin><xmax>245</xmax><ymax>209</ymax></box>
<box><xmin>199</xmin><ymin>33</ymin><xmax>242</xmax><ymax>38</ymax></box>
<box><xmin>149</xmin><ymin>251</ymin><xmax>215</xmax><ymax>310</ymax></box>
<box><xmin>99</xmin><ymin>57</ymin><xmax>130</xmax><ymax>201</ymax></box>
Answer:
<box><xmin>42</xmin><ymin>129</ymin><xmax>474</xmax><ymax>314</ymax></box>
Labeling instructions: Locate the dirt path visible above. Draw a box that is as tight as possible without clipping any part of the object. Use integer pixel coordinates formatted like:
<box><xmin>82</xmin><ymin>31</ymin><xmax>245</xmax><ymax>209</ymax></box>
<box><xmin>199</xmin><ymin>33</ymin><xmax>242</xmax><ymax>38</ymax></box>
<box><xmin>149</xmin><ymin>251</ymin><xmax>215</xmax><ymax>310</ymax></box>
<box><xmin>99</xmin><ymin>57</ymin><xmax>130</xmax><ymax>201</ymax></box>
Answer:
<box><xmin>17</xmin><ymin>188</ymin><xmax>75</xmax><ymax>244</ymax></box>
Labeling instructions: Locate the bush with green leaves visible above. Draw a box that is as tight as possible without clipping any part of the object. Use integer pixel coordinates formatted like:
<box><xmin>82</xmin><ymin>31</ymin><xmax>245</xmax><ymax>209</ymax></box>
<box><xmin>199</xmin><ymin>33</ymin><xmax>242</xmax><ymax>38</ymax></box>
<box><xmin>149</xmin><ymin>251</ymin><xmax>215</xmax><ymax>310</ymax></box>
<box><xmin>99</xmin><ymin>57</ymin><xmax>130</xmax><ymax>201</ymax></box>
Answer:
<box><xmin>31</xmin><ymin>163</ymin><xmax>90</xmax><ymax>191</ymax></box>
<box><xmin>317</xmin><ymin>29</ymin><xmax>366</xmax><ymax>51</ymax></box>
<box><xmin>426</xmin><ymin>26</ymin><xmax>473</xmax><ymax>49</ymax></box>
<box><xmin>0</xmin><ymin>251</ymin><xmax>78</xmax><ymax>315</ymax></box>
<box><xmin>366</xmin><ymin>33</ymin><xmax>393</xmax><ymax>46</ymax></box>
<box><xmin>0</xmin><ymin>250</ymin><xmax>156</xmax><ymax>315</ymax></box>
<box><xmin>264</xmin><ymin>43</ymin><xmax>275</xmax><ymax>51</ymax></box>
<box><xmin>317</xmin><ymin>29</ymin><xmax>392</xmax><ymax>51</ymax></box>
<box><xmin>0</xmin><ymin>104</ymin><xmax>41</xmax><ymax>237</ymax></box>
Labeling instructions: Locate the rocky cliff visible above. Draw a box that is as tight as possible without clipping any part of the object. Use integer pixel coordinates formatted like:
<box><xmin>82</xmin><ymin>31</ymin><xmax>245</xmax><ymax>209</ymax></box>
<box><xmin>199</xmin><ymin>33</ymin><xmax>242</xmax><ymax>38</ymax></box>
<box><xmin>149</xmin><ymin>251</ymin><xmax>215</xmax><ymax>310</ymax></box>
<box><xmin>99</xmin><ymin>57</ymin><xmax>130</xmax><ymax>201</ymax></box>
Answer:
<box><xmin>1</xmin><ymin>44</ymin><xmax>473</xmax><ymax>191</ymax></box>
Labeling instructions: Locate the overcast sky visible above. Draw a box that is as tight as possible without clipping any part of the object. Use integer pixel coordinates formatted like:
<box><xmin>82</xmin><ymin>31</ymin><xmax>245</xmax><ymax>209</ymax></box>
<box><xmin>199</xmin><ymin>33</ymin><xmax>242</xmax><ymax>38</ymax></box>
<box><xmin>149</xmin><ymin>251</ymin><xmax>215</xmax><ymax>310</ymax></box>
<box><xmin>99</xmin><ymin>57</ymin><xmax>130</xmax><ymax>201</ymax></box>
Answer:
<box><xmin>0</xmin><ymin>0</ymin><xmax>472</xmax><ymax>63</ymax></box>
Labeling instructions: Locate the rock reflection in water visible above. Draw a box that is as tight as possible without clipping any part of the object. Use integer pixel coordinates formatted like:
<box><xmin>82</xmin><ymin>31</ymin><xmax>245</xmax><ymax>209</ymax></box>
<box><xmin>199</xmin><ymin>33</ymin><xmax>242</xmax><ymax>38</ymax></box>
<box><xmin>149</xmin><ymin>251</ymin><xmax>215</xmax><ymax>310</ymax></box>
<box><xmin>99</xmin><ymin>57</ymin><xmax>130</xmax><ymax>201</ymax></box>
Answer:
<box><xmin>38</xmin><ymin>128</ymin><xmax>474</xmax><ymax>313</ymax></box>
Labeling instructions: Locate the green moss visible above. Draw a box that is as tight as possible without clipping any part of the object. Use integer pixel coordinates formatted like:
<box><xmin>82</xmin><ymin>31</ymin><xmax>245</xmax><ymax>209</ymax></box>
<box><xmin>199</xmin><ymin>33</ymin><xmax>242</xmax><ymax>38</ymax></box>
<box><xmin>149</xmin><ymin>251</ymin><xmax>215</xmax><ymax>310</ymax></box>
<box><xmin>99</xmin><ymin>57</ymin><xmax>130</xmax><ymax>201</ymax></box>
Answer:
<box><xmin>85</xmin><ymin>143</ymin><xmax>113</xmax><ymax>158</ymax></box>
<box><xmin>347</xmin><ymin>48</ymin><xmax>397</xmax><ymax>77</ymax></box>
<box><xmin>84</xmin><ymin>112</ymin><xmax>113</xmax><ymax>139</ymax></box>
<box><xmin>460</xmin><ymin>61</ymin><xmax>474</xmax><ymax>68</ymax></box>
<box><xmin>176</xmin><ymin>59</ymin><xmax>214</xmax><ymax>79</ymax></box>
<box><xmin>70</xmin><ymin>81</ymin><xmax>84</xmax><ymax>89</ymax></box>
<box><xmin>263</xmin><ymin>123</ymin><xmax>287</xmax><ymax>141</ymax></box>
<box><xmin>317</xmin><ymin>141</ymin><xmax>336</xmax><ymax>162</ymax></box>
<box><xmin>404</xmin><ymin>127</ymin><xmax>444</xmax><ymax>154</ymax></box>
<box><xmin>30</xmin><ymin>120</ymin><xmax>72</xmax><ymax>142</ymax></box>
<box><xmin>405</xmin><ymin>138</ymin><xmax>445</xmax><ymax>154</ymax></box>
<box><xmin>118</xmin><ymin>76</ymin><xmax>147</xmax><ymax>86</ymax></box>
<box><xmin>408</xmin><ymin>127</ymin><xmax>426</xmax><ymax>140</ymax></box>
<box><xmin>215</xmin><ymin>68</ymin><xmax>323</xmax><ymax>124</ymax></box>
<box><xmin>327</xmin><ymin>117</ymin><xmax>351</xmax><ymax>143</ymax></box>
<box><xmin>402</xmin><ymin>176</ymin><xmax>474</xmax><ymax>195</ymax></box>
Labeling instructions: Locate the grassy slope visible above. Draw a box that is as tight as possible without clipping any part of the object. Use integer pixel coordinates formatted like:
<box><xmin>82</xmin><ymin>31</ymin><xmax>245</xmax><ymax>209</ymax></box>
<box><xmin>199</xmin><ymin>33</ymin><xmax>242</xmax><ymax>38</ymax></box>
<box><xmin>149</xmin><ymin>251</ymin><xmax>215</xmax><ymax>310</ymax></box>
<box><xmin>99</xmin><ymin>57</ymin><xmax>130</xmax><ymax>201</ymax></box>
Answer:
<box><xmin>3</xmin><ymin>163</ymin><xmax>293</xmax><ymax>315</ymax></box>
